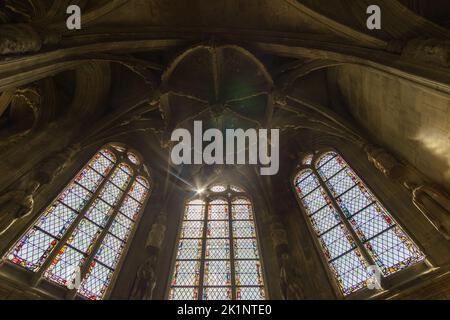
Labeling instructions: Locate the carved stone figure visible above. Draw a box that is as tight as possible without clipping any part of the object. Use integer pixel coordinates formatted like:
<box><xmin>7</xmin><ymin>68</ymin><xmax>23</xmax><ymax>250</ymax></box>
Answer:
<box><xmin>145</xmin><ymin>214</ymin><xmax>167</xmax><ymax>251</ymax></box>
<box><xmin>130</xmin><ymin>255</ymin><xmax>158</xmax><ymax>300</ymax></box>
<box><xmin>0</xmin><ymin>181</ymin><xmax>40</xmax><ymax>235</ymax></box>
<box><xmin>411</xmin><ymin>185</ymin><xmax>450</xmax><ymax>240</ymax></box>
<box><xmin>130</xmin><ymin>214</ymin><xmax>167</xmax><ymax>299</ymax></box>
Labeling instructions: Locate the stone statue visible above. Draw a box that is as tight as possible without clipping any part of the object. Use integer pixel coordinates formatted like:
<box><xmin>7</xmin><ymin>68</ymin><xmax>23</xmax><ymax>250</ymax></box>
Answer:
<box><xmin>411</xmin><ymin>185</ymin><xmax>450</xmax><ymax>240</ymax></box>
<box><xmin>145</xmin><ymin>215</ymin><xmax>167</xmax><ymax>251</ymax></box>
<box><xmin>270</xmin><ymin>222</ymin><xmax>304</xmax><ymax>299</ymax></box>
<box><xmin>0</xmin><ymin>181</ymin><xmax>40</xmax><ymax>235</ymax></box>
<box><xmin>130</xmin><ymin>214</ymin><xmax>167</xmax><ymax>299</ymax></box>
<box><xmin>130</xmin><ymin>255</ymin><xmax>158</xmax><ymax>300</ymax></box>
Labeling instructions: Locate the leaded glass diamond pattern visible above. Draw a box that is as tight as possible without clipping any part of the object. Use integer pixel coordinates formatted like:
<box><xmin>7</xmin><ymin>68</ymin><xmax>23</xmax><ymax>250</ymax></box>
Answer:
<box><xmin>232</xmin><ymin>204</ymin><xmax>253</xmax><ymax>220</ymax></box>
<box><xmin>232</xmin><ymin>220</ymin><xmax>256</xmax><ymax>238</ymax></box>
<box><xmin>78</xmin><ymin>262</ymin><xmax>114</xmax><ymax>300</ymax></box>
<box><xmin>235</xmin><ymin>260</ymin><xmax>264</xmax><ymax>286</ymax></box>
<box><xmin>172</xmin><ymin>260</ymin><xmax>201</xmax><ymax>286</ymax></box>
<box><xmin>203</xmin><ymin>287</ymin><xmax>232</xmax><ymax>300</ymax></box>
<box><xmin>366</xmin><ymin>227</ymin><xmax>425</xmax><ymax>276</ymax></box>
<box><xmin>75</xmin><ymin>167</ymin><xmax>104</xmax><ymax>192</ymax></box>
<box><xmin>206</xmin><ymin>239</ymin><xmax>230</xmax><ymax>259</ymax></box>
<box><xmin>184</xmin><ymin>202</ymin><xmax>205</xmax><ymax>220</ymax></box>
<box><xmin>203</xmin><ymin>261</ymin><xmax>231</xmax><ymax>286</ymax></box>
<box><xmin>8</xmin><ymin>229</ymin><xmax>56</xmax><ymax>271</ymax></box>
<box><xmin>99</xmin><ymin>182</ymin><xmax>123</xmax><ymax>206</ymax></box>
<box><xmin>301</xmin><ymin>187</ymin><xmax>329</xmax><ymax>215</ymax></box>
<box><xmin>330</xmin><ymin>249</ymin><xmax>369</xmax><ymax>295</ymax></box>
<box><xmin>337</xmin><ymin>185</ymin><xmax>374</xmax><ymax>217</ymax></box>
<box><xmin>177</xmin><ymin>239</ymin><xmax>202</xmax><ymax>260</ymax></box>
<box><xmin>109</xmin><ymin>164</ymin><xmax>132</xmax><ymax>190</ymax></box>
<box><xmin>44</xmin><ymin>246</ymin><xmax>85</xmax><ymax>286</ymax></box>
<box><xmin>208</xmin><ymin>203</ymin><xmax>229</xmax><ymax>220</ymax></box>
<box><xmin>295</xmin><ymin>170</ymin><xmax>319</xmax><ymax>198</ymax></box>
<box><xmin>85</xmin><ymin>198</ymin><xmax>114</xmax><ymax>228</ymax></box>
<box><xmin>169</xmin><ymin>287</ymin><xmax>199</xmax><ymax>300</ymax></box>
<box><xmin>94</xmin><ymin>234</ymin><xmax>124</xmax><ymax>269</ymax></box>
<box><xmin>309</xmin><ymin>205</ymin><xmax>341</xmax><ymax>236</ymax></box>
<box><xmin>59</xmin><ymin>183</ymin><xmax>91</xmax><ymax>212</ymax></box>
<box><xmin>294</xmin><ymin>151</ymin><xmax>425</xmax><ymax>296</ymax></box>
<box><xmin>129</xmin><ymin>179</ymin><xmax>148</xmax><ymax>203</ymax></box>
<box><xmin>109</xmin><ymin>213</ymin><xmax>133</xmax><ymax>241</ymax></box>
<box><xmin>326</xmin><ymin>168</ymin><xmax>356</xmax><ymax>197</ymax></box>
<box><xmin>36</xmin><ymin>202</ymin><xmax>77</xmax><ymax>238</ymax></box>
<box><xmin>90</xmin><ymin>153</ymin><xmax>114</xmax><ymax>176</ymax></box>
<box><xmin>6</xmin><ymin>147</ymin><xmax>151</xmax><ymax>300</ymax></box>
<box><xmin>320</xmin><ymin>225</ymin><xmax>355</xmax><ymax>260</ymax></box>
<box><xmin>236</xmin><ymin>287</ymin><xmax>265</xmax><ymax>300</ymax></box>
<box><xmin>67</xmin><ymin>219</ymin><xmax>101</xmax><ymax>253</ymax></box>
<box><xmin>119</xmin><ymin>196</ymin><xmax>141</xmax><ymax>220</ymax></box>
<box><xmin>234</xmin><ymin>239</ymin><xmax>259</xmax><ymax>259</ymax></box>
<box><xmin>207</xmin><ymin>221</ymin><xmax>229</xmax><ymax>238</ymax></box>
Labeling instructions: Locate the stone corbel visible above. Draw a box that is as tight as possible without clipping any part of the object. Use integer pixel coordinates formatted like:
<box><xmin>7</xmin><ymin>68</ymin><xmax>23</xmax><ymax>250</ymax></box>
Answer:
<box><xmin>270</xmin><ymin>221</ymin><xmax>304</xmax><ymax>300</ymax></box>
<box><xmin>364</xmin><ymin>144</ymin><xmax>450</xmax><ymax>240</ymax></box>
<box><xmin>130</xmin><ymin>214</ymin><xmax>167</xmax><ymax>300</ymax></box>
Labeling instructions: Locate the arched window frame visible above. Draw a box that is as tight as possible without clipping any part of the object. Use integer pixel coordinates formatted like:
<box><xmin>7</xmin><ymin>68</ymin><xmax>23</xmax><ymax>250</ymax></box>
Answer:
<box><xmin>167</xmin><ymin>183</ymin><xmax>268</xmax><ymax>300</ymax></box>
<box><xmin>1</xmin><ymin>143</ymin><xmax>152</xmax><ymax>300</ymax></box>
<box><xmin>292</xmin><ymin>148</ymin><xmax>429</xmax><ymax>298</ymax></box>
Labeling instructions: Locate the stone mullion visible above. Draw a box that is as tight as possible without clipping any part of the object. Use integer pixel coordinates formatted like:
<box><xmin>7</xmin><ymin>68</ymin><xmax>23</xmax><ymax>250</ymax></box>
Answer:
<box><xmin>66</xmin><ymin>174</ymin><xmax>136</xmax><ymax>299</ymax></box>
<box><xmin>228</xmin><ymin>197</ymin><xmax>237</xmax><ymax>300</ymax></box>
<box><xmin>32</xmin><ymin>158</ymin><xmax>118</xmax><ymax>286</ymax></box>
<box><xmin>311</xmin><ymin>167</ymin><xmax>380</xmax><ymax>282</ymax></box>
<box><xmin>197</xmin><ymin>200</ymin><xmax>208</xmax><ymax>300</ymax></box>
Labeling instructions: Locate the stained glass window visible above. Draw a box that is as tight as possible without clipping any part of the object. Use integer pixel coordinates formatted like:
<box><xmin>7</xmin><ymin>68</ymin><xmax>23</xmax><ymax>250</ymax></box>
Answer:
<box><xmin>5</xmin><ymin>145</ymin><xmax>151</xmax><ymax>300</ymax></box>
<box><xmin>210</xmin><ymin>184</ymin><xmax>227</xmax><ymax>193</ymax></box>
<box><xmin>169</xmin><ymin>187</ymin><xmax>266</xmax><ymax>300</ymax></box>
<box><xmin>294</xmin><ymin>151</ymin><xmax>425</xmax><ymax>296</ymax></box>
